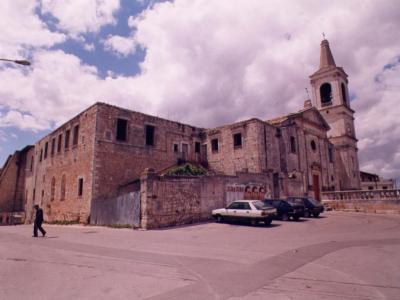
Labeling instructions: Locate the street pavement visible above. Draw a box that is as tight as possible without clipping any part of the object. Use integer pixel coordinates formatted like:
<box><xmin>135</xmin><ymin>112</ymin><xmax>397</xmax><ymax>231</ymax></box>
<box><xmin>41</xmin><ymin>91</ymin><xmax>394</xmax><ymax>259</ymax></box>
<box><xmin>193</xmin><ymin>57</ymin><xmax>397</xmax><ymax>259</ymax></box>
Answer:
<box><xmin>1</xmin><ymin>211</ymin><xmax>400</xmax><ymax>299</ymax></box>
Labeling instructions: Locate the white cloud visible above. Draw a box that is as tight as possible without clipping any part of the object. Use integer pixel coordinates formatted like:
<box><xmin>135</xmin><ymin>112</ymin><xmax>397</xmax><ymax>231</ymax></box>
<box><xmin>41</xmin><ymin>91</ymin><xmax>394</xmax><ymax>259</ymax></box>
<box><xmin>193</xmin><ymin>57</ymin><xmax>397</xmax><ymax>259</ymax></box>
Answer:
<box><xmin>83</xmin><ymin>43</ymin><xmax>96</xmax><ymax>51</ymax></box>
<box><xmin>40</xmin><ymin>0</ymin><xmax>120</xmax><ymax>37</ymax></box>
<box><xmin>102</xmin><ymin>35</ymin><xmax>137</xmax><ymax>57</ymax></box>
<box><xmin>0</xmin><ymin>0</ymin><xmax>65</xmax><ymax>58</ymax></box>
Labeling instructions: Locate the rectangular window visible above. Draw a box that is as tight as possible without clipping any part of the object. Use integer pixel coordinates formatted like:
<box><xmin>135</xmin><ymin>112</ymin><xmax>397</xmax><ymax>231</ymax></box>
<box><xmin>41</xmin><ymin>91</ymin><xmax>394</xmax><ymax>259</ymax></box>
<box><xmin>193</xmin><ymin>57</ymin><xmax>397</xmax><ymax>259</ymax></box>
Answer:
<box><xmin>57</xmin><ymin>134</ymin><xmax>62</xmax><ymax>153</ymax></box>
<box><xmin>290</xmin><ymin>136</ymin><xmax>296</xmax><ymax>153</ymax></box>
<box><xmin>211</xmin><ymin>138</ymin><xmax>219</xmax><ymax>152</ymax></box>
<box><xmin>145</xmin><ymin>125</ymin><xmax>155</xmax><ymax>146</ymax></box>
<box><xmin>116</xmin><ymin>119</ymin><xmax>128</xmax><ymax>141</ymax></box>
<box><xmin>195</xmin><ymin>142</ymin><xmax>201</xmax><ymax>153</ymax></box>
<box><xmin>44</xmin><ymin>142</ymin><xmax>48</xmax><ymax>159</ymax></box>
<box><xmin>30</xmin><ymin>156</ymin><xmax>34</xmax><ymax>171</ymax></box>
<box><xmin>328</xmin><ymin>147</ymin><xmax>334</xmax><ymax>163</ymax></box>
<box><xmin>233</xmin><ymin>133</ymin><xmax>242</xmax><ymax>148</ymax></box>
<box><xmin>78</xmin><ymin>178</ymin><xmax>83</xmax><ymax>196</ymax></box>
<box><xmin>39</xmin><ymin>149</ymin><xmax>43</xmax><ymax>162</ymax></box>
<box><xmin>173</xmin><ymin>144</ymin><xmax>179</xmax><ymax>153</ymax></box>
<box><xmin>51</xmin><ymin>138</ymin><xmax>55</xmax><ymax>155</ymax></box>
<box><xmin>73</xmin><ymin>124</ymin><xmax>79</xmax><ymax>146</ymax></box>
<box><xmin>65</xmin><ymin>130</ymin><xmax>70</xmax><ymax>149</ymax></box>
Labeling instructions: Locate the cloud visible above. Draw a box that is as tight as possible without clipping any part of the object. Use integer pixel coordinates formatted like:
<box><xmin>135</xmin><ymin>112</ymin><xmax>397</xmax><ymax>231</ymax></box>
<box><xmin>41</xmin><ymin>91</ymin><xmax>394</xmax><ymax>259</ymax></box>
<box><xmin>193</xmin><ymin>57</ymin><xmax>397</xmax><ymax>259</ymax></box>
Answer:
<box><xmin>0</xmin><ymin>0</ymin><xmax>399</xmax><ymax>180</ymax></box>
<box><xmin>102</xmin><ymin>35</ymin><xmax>137</xmax><ymax>57</ymax></box>
<box><xmin>0</xmin><ymin>0</ymin><xmax>65</xmax><ymax>58</ymax></box>
<box><xmin>40</xmin><ymin>0</ymin><xmax>120</xmax><ymax>37</ymax></box>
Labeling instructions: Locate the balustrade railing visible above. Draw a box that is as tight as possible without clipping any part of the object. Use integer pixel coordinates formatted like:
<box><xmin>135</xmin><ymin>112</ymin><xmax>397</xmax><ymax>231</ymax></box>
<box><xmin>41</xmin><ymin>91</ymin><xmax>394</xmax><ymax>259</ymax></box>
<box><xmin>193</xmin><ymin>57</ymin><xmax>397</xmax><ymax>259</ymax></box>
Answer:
<box><xmin>322</xmin><ymin>189</ymin><xmax>400</xmax><ymax>201</ymax></box>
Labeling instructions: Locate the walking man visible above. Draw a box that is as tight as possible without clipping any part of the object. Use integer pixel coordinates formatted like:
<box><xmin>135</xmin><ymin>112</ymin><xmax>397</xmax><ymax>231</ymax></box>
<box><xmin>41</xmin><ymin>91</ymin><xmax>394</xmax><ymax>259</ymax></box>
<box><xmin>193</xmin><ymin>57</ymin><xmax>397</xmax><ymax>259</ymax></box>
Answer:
<box><xmin>33</xmin><ymin>205</ymin><xmax>46</xmax><ymax>237</ymax></box>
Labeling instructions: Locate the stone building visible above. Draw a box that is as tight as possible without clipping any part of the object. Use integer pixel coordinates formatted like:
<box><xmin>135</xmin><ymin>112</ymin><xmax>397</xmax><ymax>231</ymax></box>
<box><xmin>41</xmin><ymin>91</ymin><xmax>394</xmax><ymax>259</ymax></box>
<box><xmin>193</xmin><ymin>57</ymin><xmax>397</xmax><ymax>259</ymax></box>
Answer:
<box><xmin>360</xmin><ymin>171</ymin><xmax>395</xmax><ymax>191</ymax></box>
<box><xmin>0</xmin><ymin>39</ymin><xmax>364</xmax><ymax>227</ymax></box>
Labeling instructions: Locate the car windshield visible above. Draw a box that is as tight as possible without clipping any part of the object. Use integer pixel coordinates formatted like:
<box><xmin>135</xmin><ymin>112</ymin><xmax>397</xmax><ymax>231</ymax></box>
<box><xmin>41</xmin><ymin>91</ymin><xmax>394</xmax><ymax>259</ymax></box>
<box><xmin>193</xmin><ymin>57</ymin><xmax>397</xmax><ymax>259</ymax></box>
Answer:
<box><xmin>252</xmin><ymin>200</ymin><xmax>268</xmax><ymax>210</ymax></box>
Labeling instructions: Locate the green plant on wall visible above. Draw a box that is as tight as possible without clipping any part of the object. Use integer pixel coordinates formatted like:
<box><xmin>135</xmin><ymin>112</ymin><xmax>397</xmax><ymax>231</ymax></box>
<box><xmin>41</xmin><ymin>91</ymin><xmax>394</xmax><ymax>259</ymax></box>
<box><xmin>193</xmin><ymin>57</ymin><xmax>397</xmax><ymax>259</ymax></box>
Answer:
<box><xmin>165</xmin><ymin>163</ymin><xmax>206</xmax><ymax>176</ymax></box>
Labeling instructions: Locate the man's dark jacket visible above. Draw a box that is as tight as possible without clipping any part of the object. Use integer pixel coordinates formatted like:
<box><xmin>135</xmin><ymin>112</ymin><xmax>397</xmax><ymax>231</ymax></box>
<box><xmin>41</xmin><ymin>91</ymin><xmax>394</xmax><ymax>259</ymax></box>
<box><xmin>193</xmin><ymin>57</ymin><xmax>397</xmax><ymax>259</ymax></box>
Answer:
<box><xmin>35</xmin><ymin>208</ymin><xmax>44</xmax><ymax>224</ymax></box>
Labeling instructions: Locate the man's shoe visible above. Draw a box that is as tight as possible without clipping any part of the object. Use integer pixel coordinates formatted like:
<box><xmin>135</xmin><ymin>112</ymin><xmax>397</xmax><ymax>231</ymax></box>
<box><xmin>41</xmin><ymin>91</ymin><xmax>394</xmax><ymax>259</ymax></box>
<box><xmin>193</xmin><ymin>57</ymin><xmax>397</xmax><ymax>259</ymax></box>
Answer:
<box><xmin>32</xmin><ymin>235</ymin><xmax>38</xmax><ymax>237</ymax></box>
<box><xmin>42</xmin><ymin>232</ymin><xmax>46</xmax><ymax>237</ymax></box>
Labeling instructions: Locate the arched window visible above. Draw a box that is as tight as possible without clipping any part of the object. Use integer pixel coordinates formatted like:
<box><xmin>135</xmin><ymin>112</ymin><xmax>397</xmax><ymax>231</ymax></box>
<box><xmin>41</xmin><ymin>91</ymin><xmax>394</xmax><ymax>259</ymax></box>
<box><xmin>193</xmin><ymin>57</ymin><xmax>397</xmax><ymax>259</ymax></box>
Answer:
<box><xmin>320</xmin><ymin>83</ymin><xmax>332</xmax><ymax>106</ymax></box>
<box><xmin>341</xmin><ymin>83</ymin><xmax>348</xmax><ymax>106</ymax></box>
<box><xmin>51</xmin><ymin>177</ymin><xmax>56</xmax><ymax>201</ymax></box>
<box><xmin>61</xmin><ymin>175</ymin><xmax>66</xmax><ymax>201</ymax></box>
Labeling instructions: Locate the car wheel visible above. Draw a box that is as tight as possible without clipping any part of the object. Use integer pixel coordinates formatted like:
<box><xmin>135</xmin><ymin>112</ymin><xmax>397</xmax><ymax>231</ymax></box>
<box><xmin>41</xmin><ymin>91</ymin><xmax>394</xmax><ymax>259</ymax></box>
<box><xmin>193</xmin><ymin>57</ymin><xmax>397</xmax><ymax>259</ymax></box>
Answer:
<box><xmin>216</xmin><ymin>215</ymin><xmax>223</xmax><ymax>223</ymax></box>
<box><xmin>313</xmin><ymin>212</ymin><xmax>320</xmax><ymax>218</ymax></box>
<box><xmin>264</xmin><ymin>219</ymin><xmax>272</xmax><ymax>226</ymax></box>
<box><xmin>293</xmin><ymin>215</ymin><xmax>300</xmax><ymax>221</ymax></box>
<box><xmin>281</xmin><ymin>213</ymin><xmax>289</xmax><ymax>221</ymax></box>
<box><xmin>304</xmin><ymin>211</ymin><xmax>310</xmax><ymax>218</ymax></box>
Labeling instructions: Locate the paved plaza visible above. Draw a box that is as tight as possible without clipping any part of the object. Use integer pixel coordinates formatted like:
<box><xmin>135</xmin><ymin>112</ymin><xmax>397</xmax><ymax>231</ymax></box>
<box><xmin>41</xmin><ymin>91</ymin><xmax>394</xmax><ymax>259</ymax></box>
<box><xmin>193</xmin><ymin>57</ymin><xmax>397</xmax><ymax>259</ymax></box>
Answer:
<box><xmin>1</xmin><ymin>212</ymin><xmax>400</xmax><ymax>299</ymax></box>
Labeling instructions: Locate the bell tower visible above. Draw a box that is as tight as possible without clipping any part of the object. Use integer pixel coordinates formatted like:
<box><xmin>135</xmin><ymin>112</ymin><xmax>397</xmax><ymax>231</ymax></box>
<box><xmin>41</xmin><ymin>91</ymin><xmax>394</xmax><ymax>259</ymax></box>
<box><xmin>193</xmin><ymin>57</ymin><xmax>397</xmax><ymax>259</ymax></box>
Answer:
<box><xmin>310</xmin><ymin>39</ymin><xmax>361</xmax><ymax>190</ymax></box>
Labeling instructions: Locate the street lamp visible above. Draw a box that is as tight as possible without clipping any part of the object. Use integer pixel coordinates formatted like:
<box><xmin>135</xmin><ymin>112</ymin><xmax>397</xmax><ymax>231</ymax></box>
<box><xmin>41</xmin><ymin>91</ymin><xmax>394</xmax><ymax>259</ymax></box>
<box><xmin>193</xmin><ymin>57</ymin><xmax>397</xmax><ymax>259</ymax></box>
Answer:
<box><xmin>0</xmin><ymin>58</ymin><xmax>31</xmax><ymax>66</ymax></box>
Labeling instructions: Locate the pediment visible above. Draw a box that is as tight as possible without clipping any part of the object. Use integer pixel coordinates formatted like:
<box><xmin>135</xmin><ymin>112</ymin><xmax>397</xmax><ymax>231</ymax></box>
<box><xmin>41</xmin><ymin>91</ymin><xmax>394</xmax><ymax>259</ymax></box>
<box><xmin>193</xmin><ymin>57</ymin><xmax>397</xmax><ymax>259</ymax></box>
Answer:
<box><xmin>298</xmin><ymin>108</ymin><xmax>330</xmax><ymax>130</ymax></box>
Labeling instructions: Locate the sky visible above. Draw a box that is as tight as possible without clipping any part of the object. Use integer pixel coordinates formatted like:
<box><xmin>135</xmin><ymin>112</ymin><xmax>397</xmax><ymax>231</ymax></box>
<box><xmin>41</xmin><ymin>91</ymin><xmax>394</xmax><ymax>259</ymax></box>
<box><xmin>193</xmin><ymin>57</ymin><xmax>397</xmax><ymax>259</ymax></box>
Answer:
<box><xmin>0</xmin><ymin>0</ymin><xmax>399</xmax><ymax>182</ymax></box>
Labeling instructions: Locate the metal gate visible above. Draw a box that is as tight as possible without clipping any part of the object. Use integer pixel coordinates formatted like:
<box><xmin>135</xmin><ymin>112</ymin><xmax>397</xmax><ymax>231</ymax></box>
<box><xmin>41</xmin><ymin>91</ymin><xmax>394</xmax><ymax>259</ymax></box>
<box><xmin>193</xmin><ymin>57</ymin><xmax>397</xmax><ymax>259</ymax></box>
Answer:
<box><xmin>226</xmin><ymin>184</ymin><xmax>245</xmax><ymax>206</ymax></box>
<box><xmin>132</xmin><ymin>191</ymin><xmax>141</xmax><ymax>228</ymax></box>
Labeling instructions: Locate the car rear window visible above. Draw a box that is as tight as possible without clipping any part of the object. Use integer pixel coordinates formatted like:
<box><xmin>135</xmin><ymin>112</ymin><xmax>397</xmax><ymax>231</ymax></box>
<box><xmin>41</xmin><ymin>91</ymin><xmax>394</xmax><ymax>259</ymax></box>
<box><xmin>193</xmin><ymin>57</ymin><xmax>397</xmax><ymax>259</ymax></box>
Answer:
<box><xmin>287</xmin><ymin>198</ymin><xmax>303</xmax><ymax>205</ymax></box>
<box><xmin>253</xmin><ymin>200</ymin><xmax>267</xmax><ymax>210</ymax></box>
<box><xmin>307</xmin><ymin>198</ymin><xmax>320</xmax><ymax>205</ymax></box>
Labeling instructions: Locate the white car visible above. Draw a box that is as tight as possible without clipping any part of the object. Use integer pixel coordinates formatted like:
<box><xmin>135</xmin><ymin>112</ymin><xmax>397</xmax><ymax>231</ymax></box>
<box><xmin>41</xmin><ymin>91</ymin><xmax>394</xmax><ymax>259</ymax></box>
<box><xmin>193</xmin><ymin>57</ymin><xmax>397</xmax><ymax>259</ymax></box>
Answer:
<box><xmin>212</xmin><ymin>200</ymin><xmax>277</xmax><ymax>226</ymax></box>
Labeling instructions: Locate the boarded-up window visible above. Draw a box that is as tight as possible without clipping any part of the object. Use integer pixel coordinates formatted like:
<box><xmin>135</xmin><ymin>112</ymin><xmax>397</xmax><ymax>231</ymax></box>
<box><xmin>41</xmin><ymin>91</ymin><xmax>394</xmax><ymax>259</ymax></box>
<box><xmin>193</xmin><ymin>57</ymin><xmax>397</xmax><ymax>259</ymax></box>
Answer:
<box><xmin>145</xmin><ymin>125</ymin><xmax>155</xmax><ymax>146</ymax></box>
<box><xmin>51</xmin><ymin>177</ymin><xmax>56</xmax><ymax>201</ymax></box>
<box><xmin>73</xmin><ymin>124</ymin><xmax>79</xmax><ymax>146</ymax></box>
<box><xmin>233</xmin><ymin>133</ymin><xmax>242</xmax><ymax>148</ymax></box>
<box><xmin>60</xmin><ymin>175</ymin><xmax>66</xmax><ymax>201</ymax></box>
<box><xmin>211</xmin><ymin>138</ymin><xmax>219</xmax><ymax>152</ymax></box>
<box><xmin>116</xmin><ymin>119</ymin><xmax>127</xmax><ymax>141</ymax></box>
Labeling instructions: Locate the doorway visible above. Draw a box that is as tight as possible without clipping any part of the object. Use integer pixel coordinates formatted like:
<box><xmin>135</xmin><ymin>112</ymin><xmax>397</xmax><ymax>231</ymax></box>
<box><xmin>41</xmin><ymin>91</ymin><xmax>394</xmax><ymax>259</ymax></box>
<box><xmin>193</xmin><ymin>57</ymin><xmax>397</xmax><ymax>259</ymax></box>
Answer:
<box><xmin>313</xmin><ymin>174</ymin><xmax>321</xmax><ymax>201</ymax></box>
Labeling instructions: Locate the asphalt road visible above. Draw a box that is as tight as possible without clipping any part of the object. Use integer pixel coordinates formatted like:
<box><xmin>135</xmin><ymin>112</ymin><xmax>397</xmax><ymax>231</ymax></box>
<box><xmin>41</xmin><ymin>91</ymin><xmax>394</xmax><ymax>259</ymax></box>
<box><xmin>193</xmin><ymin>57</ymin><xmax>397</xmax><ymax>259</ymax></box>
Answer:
<box><xmin>1</xmin><ymin>212</ymin><xmax>400</xmax><ymax>299</ymax></box>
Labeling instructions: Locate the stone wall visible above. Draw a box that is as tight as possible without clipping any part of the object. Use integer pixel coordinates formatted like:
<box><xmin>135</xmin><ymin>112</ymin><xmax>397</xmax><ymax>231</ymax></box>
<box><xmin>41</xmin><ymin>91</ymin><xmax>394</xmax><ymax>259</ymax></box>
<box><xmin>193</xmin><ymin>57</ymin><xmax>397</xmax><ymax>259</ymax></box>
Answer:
<box><xmin>29</xmin><ymin>104</ymin><xmax>98</xmax><ymax>223</ymax></box>
<box><xmin>92</xmin><ymin>103</ymin><xmax>204</xmax><ymax>200</ymax></box>
<box><xmin>139</xmin><ymin>169</ymin><xmax>272</xmax><ymax>229</ymax></box>
<box><xmin>0</xmin><ymin>155</ymin><xmax>18</xmax><ymax>212</ymax></box>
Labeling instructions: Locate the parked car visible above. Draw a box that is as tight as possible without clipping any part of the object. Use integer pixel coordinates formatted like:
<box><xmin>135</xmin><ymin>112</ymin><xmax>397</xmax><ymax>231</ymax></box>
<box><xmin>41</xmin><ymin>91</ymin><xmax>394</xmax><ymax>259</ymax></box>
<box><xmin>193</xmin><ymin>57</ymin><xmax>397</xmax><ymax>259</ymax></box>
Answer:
<box><xmin>212</xmin><ymin>200</ymin><xmax>277</xmax><ymax>226</ymax></box>
<box><xmin>263</xmin><ymin>199</ymin><xmax>305</xmax><ymax>221</ymax></box>
<box><xmin>287</xmin><ymin>197</ymin><xmax>324</xmax><ymax>218</ymax></box>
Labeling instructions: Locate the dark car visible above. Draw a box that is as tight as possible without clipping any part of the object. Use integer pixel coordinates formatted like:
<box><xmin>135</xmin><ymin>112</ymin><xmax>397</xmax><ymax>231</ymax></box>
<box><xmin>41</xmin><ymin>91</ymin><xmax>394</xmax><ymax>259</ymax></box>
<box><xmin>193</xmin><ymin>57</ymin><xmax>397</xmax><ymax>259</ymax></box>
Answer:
<box><xmin>263</xmin><ymin>199</ymin><xmax>305</xmax><ymax>221</ymax></box>
<box><xmin>287</xmin><ymin>197</ymin><xmax>324</xmax><ymax>218</ymax></box>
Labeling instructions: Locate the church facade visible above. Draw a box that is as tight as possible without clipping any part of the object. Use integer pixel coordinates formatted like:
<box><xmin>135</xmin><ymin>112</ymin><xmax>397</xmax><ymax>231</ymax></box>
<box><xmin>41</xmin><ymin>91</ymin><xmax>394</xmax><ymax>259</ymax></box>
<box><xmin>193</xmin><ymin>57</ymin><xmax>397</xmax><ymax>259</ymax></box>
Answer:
<box><xmin>0</xmin><ymin>39</ymin><xmax>361</xmax><ymax>225</ymax></box>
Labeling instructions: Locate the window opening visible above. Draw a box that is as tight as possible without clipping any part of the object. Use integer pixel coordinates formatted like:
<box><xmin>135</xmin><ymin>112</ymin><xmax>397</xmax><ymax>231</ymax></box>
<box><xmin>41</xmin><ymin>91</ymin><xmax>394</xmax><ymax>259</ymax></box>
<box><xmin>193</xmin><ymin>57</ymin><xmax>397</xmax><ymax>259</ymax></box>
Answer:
<box><xmin>145</xmin><ymin>125</ymin><xmax>155</xmax><ymax>146</ymax></box>
<box><xmin>233</xmin><ymin>133</ymin><xmax>242</xmax><ymax>148</ymax></box>
<box><xmin>211</xmin><ymin>138</ymin><xmax>219</xmax><ymax>152</ymax></box>
<box><xmin>116</xmin><ymin>119</ymin><xmax>128</xmax><ymax>141</ymax></box>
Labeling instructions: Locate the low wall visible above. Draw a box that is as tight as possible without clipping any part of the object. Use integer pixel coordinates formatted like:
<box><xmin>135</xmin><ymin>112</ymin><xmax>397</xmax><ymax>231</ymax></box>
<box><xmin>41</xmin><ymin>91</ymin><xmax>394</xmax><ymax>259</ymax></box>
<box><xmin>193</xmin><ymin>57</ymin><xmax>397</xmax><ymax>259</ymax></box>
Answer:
<box><xmin>0</xmin><ymin>212</ymin><xmax>25</xmax><ymax>225</ymax></box>
<box><xmin>322</xmin><ymin>189</ymin><xmax>400</xmax><ymax>214</ymax></box>
<box><xmin>140</xmin><ymin>169</ymin><xmax>272</xmax><ymax>229</ymax></box>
